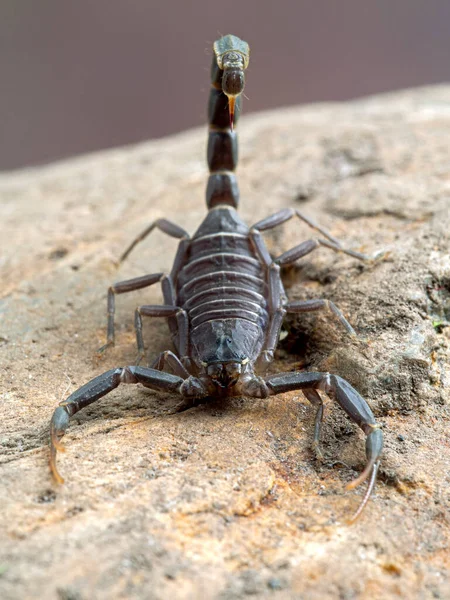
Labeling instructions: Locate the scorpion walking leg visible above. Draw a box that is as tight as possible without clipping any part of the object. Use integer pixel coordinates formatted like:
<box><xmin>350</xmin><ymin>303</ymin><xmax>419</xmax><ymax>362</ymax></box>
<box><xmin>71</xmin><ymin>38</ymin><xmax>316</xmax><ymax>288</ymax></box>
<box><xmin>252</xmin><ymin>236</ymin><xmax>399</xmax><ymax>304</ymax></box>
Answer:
<box><xmin>99</xmin><ymin>273</ymin><xmax>177</xmax><ymax>355</ymax></box>
<box><xmin>251</xmin><ymin>234</ymin><xmax>356</xmax><ymax>367</ymax></box>
<box><xmin>285</xmin><ymin>298</ymin><xmax>356</xmax><ymax>336</ymax></box>
<box><xmin>265</xmin><ymin>370</ymin><xmax>383</xmax><ymax>521</ymax></box>
<box><xmin>252</xmin><ymin>208</ymin><xmax>373</xmax><ymax>261</ymax></box>
<box><xmin>120</xmin><ymin>218</ymin><xmax>189</xmax><ymax>264</ymax></box>
<box><xmin>277</xmin><ymin>238</ymin><xmax>358</xmax><ymax>336</ymax></box>
<box><xmin>135</xmin><ymin>305</ymin><xmax>189</xmax><ymax>364</ymax></box>
<box><xmin>250</xmin><ymin>230</ymin><xmax>286</xmax><ymax>365</ymax></box>
<box><xmin>151</xmin><ymin>350</ymin><xmax>190</xmax><ymax>379</ymax></box>
<box><xmin>251</xmin><ymin>236</ymin><xmax>334</xmax><ymax>417</ymax></box>
<box><xmin>98</xmin><ymin>272</ymin><xmax>168</xmax><ymax>354</ymax></box>
<box><xmin>50</xmin><ymin>366</ymin><xmax>184</xmax><ymax>483</ymax></box>
<box><xmin>260</xmin><ymin>263</ymin><xmax>286</xmax><ymax>364</ymax></box>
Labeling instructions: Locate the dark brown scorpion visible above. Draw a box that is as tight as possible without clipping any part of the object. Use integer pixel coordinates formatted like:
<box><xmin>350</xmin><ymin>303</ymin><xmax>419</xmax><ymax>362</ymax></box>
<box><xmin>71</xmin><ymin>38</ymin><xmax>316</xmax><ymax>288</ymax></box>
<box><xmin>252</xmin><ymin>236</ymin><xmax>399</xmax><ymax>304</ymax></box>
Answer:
<box><xmin>50</xmin><ymin>34</ymin><xmax>383</xmax><ymax>522</ymax></box>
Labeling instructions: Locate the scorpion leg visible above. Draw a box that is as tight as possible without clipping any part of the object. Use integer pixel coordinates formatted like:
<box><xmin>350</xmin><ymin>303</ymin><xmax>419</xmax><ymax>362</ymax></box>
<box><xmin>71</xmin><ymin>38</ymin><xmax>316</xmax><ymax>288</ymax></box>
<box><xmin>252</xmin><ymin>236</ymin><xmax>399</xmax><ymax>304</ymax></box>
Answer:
<box><xmin>98</xmin><ymin>272</ymin><xmax>167</xmax><ymax>354</ymax></box>
<box><xmin>250</xmin><ymin>230</ymin><xmax>286</xmax><ymax>366</ymax></box>
<box><xmin>120</xmin><ymin>218</ymin><xmax>189</xmax><ymax>264</ymax></box>
<box><xmin>253</xmin><ymin>251</ymin><xmax>354</xmax><ymax>438</ymax></box>
<box><xmin>258</xmin><ymin>263</ymin><xmax>286</xmax><ymax>365</ymax></box>
<box><xmin>150</xmin><ymin>350</ymin><xmax>190</xmax><ymax>379</ymax></box>
<box><xmin>275</xmin><ymin>237</ymin><xmax>369</xmax><ymax>264</ymax></box>
<box><xmin>50</xmin><ymin>366</ymin><xmax>185</xmax><ymax>483</ymax></box>
<box><xmin>251</xmin><ymin>235</ymin><xmax>356</xmax><ymax>367</ymax></box>
<box><xmin>285</xmin><ymin>299</ymin><xmax>356</xmax><ymax>336</ymax></box>
<box><xmin>277</xmin><ymin>239</ymin><xmax>358</xmax><ymax>336</ymax></box>
<box><xmin>252</xmin><ymin>208</ymin><xmax>372</xmax><ymax>261</ymax></box>
<box><xmin>265</xmin><ymin>370</ymin><xmax>383</xmax><ymax>522</ymax></box>
<box><xmin>135</xmin><ymin>305</ymin><xmax>188</xmax><ymax>365</ymax></box>
<box><xmin>98</xmin><ymin>272</ymin><xmax>177</xmax><ymax>355</ymax></box>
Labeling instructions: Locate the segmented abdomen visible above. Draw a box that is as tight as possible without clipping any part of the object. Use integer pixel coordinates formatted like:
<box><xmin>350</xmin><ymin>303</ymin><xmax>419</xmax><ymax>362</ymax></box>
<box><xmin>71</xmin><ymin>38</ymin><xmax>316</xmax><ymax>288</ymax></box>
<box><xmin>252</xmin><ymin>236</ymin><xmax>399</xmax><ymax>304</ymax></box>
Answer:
<box><xmin>177</xmin><ymin>214</ymin><xmax>269</xmax><ymax>333</ymax></box>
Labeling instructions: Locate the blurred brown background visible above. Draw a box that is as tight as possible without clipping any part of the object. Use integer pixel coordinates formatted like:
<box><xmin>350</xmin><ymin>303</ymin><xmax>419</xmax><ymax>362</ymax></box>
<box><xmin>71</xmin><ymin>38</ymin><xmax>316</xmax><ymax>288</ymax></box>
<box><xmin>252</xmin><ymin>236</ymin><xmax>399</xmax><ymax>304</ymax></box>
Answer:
<box><xmin>1</xmin><ymin>0</ymin><xmax>449</xmax><ymax>171</ymax></box>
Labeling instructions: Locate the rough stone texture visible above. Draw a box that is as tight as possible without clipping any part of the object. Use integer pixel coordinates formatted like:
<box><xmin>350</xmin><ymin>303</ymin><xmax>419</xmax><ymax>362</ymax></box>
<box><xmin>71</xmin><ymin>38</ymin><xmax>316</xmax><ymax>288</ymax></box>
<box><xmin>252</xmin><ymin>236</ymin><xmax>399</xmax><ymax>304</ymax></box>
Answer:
<box><xmin>1</xmin><ymin>86</ymin><xmax>450</xmax><ymax>599</ymax></box>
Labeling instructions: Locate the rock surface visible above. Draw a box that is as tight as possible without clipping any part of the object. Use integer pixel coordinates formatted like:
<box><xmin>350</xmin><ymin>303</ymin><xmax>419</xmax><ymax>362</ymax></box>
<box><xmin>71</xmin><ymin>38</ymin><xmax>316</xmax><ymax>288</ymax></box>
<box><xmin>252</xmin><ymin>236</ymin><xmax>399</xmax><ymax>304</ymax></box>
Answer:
<box><xmin>1</xmin><ymin>86</ymin><xmax>450</xmax><ymax>599</ymax></box>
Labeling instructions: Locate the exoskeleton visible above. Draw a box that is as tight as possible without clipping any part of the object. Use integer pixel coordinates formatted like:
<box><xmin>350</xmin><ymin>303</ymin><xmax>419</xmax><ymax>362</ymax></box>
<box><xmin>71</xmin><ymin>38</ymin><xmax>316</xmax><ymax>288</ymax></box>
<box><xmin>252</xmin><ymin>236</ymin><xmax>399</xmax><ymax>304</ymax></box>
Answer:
<box><xmin>50</xmin><ymin>34</ymin><xmax>383</xmax><ymax>522</ymax></box>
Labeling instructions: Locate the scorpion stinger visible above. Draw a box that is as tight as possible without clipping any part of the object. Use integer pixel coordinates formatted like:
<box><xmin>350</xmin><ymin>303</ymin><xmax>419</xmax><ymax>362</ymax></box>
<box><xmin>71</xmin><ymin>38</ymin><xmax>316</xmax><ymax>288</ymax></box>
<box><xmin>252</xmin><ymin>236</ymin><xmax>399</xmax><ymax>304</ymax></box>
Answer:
<box><xmin>212</xmin><ymin>34</ymin><xmax>249</xmax><ymax>131</ymax></box>
<box><xmin>50</xmin><ymin>34</ymin><xmax>384</xmax><ymax>522</ymax></box>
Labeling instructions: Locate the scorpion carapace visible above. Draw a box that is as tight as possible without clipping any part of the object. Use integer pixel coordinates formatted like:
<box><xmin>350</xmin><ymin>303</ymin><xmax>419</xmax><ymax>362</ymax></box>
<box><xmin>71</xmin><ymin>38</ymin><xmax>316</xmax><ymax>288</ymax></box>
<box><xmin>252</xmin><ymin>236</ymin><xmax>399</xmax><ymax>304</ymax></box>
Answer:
<box><xmin>50</xmin><ymin>34</ymin><xmax>383</xmax><ymax>523</ymax></box>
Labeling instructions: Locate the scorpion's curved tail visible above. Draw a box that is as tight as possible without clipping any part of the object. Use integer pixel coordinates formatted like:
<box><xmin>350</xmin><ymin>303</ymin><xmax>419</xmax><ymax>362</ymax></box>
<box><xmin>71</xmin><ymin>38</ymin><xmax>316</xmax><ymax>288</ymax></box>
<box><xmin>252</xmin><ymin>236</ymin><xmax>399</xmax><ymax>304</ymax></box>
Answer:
<box><xmin>206</xmin><ymin>34</ymin><xmax>250</xmax><ymax>210</ymax></box>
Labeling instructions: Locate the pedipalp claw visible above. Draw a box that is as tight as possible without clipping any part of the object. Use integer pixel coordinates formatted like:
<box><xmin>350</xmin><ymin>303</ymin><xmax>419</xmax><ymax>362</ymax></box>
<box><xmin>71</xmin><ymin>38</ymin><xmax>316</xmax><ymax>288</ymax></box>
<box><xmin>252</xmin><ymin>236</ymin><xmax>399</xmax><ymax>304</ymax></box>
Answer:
<box><xmin>49</xmin><ymin>406</ymin><xmax>71</xmax><ymax>484</ymax></box>
<box><xmin>345</xmin><ymin>424</ymin><xmax>383</xmax><ymax>522</ymax></box>
<box><xmin>49</xmin><ymin>446</ymin><xmax>65</xmax><ymax>485</ymax></box>
<box><xmin>347</xmin><ymin>424</ymin><xmax>382</xmax><ymax>491</ymax></box>
<box><xmin>50</xmin><ymin>430</ymin><xmax>65</xmax><ymax>484</ymax></box>
<box><xmin>346</xmin><ymin>461</ymin><xmax>379</xmax><ymax>524</ymax></box>
<box><xmin>51</xmin><ymin>436</ymin><xmax>66</xmax><ymax>453</ymax></box>
<box><xmin>346</xmin><ymin>456</ymin><xmax>377</xmax><ymax>491</ymax></box>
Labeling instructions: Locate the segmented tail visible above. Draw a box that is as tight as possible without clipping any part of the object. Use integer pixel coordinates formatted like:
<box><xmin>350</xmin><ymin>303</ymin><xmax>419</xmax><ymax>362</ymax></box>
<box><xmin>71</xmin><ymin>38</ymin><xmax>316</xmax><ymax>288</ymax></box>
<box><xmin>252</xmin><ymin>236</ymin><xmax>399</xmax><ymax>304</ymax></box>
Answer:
<box><xmin>206</xmin><ymin>35</ymin><xmax>250</xmax><ymax>210</ymax></box>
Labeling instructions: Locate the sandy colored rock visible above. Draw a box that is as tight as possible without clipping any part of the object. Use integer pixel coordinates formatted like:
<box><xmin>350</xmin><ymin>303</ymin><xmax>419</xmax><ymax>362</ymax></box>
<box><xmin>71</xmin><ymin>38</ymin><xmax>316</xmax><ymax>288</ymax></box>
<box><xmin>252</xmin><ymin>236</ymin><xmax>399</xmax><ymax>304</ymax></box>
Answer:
<box><xmin>1</xmin><ymin>86</ymin><xmax>450</xmax><ymax>599</ymax></box>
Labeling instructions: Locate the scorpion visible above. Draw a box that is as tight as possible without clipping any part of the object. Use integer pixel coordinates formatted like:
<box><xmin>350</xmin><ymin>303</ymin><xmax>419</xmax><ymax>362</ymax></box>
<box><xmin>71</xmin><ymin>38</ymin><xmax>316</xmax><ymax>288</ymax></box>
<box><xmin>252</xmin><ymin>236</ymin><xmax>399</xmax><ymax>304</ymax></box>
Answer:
<box><xmin>50</xmin><ymin>34</ymin><xmax>383</xmax><ymax>522</ymax></box>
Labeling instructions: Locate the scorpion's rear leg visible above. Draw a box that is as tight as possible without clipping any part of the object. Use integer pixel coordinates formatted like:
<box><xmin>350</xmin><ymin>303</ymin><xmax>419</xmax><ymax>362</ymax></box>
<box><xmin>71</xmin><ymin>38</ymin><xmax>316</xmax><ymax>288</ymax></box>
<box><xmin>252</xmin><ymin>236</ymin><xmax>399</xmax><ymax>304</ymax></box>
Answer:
<box><xmin>50</xmin><ymin>366</ymin><xmax>185</xmax><ymax>483</ymax></box>
<box><xmin>264</xmin><ymin>371</ymin><xmax>383</xmax><ymax>522</ymax></box>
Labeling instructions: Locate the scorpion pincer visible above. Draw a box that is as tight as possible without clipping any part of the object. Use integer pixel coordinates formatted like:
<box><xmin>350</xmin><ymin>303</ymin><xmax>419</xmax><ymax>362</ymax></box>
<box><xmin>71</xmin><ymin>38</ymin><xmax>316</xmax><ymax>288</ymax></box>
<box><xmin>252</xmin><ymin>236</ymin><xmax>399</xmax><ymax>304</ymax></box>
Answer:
<box><xmin>50</xmin><ymin>34</ymin><xmax>383</xmax><ymax>523</ymax></box>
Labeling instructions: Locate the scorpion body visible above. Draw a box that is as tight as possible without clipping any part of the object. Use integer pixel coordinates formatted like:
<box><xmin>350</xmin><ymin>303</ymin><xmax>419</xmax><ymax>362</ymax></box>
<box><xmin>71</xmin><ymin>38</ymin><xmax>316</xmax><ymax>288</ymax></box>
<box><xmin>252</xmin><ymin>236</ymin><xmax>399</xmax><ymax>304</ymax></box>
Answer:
<box><xmin>50</xmin><ymin>35</ymin><xmax>383</xmax><ymax>522</ymax></box>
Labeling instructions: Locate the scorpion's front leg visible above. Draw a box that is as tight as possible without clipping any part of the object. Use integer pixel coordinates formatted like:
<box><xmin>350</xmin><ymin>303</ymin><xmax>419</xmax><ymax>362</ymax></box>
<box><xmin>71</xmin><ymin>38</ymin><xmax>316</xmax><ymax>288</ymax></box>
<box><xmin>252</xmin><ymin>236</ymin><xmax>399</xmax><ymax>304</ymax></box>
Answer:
<box><xmin>49</xmin><ymin>366</ymin><xmax>186</xmax><ymax>483</ymax></box>
<box><xmin>263</xmin><ymin>371</ymin><xmax>383</xmax><ymax>522</ymax></box>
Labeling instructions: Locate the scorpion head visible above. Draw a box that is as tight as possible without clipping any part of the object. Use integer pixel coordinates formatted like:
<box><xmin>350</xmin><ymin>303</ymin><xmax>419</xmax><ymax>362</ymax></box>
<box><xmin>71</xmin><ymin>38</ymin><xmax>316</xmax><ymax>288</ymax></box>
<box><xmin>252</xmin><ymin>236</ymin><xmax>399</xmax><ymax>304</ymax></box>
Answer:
<box><xmin>192</xmin><ymin>323</ymin><xmax>261</xmax><ymax>391</ymax></box>
<box><xmin>205</xmin><ymin>359</ymin><xmax>248</xmax><ymax>389</ymax></box>
<box><xmin>199</xmin><ymin>333</ymin><xmax>251</xmax><ymax>389</ymax></box>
